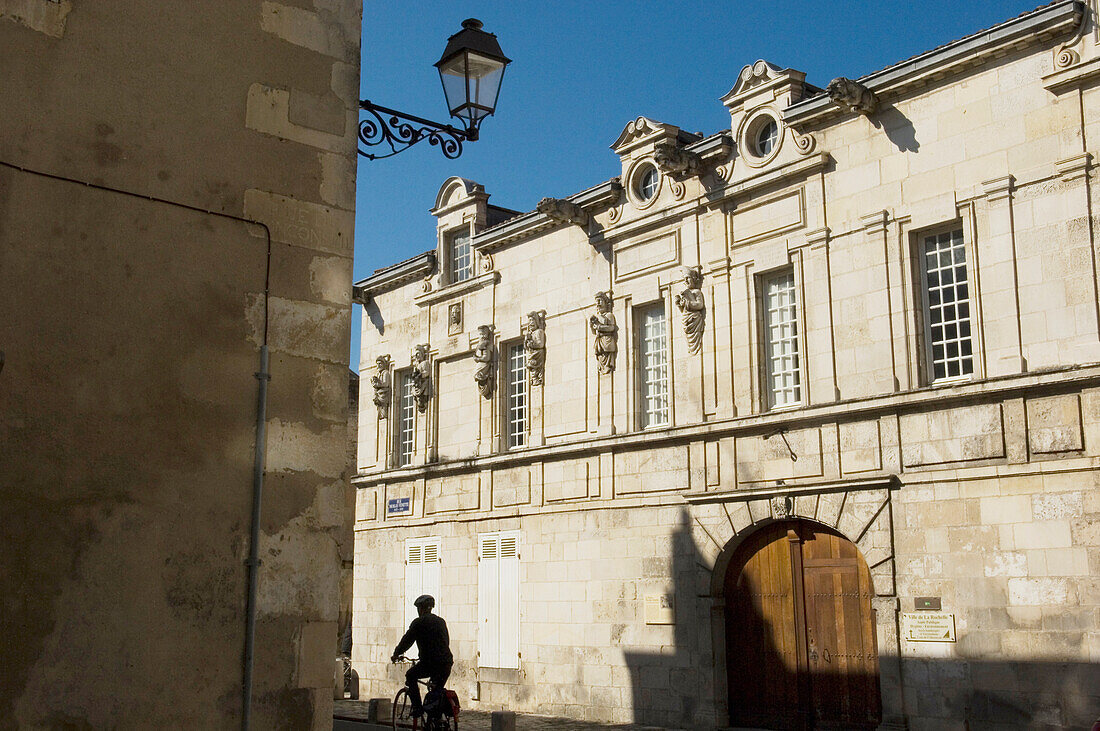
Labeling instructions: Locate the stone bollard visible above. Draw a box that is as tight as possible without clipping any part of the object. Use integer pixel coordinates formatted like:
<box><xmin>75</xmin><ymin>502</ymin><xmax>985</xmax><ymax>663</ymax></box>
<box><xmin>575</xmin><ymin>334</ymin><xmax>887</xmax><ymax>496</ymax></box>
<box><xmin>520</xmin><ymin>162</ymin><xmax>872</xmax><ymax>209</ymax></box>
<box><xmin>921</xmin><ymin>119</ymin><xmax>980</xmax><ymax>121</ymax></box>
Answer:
<box><xmin>368</xmin><ymin>698</ymin><xmax>392</xmax><ymax>722</ymax></box>
<box><xmin>491</xmin><ymin>710</ymin><xmax>517</xmax><ymax>731</ymax></box>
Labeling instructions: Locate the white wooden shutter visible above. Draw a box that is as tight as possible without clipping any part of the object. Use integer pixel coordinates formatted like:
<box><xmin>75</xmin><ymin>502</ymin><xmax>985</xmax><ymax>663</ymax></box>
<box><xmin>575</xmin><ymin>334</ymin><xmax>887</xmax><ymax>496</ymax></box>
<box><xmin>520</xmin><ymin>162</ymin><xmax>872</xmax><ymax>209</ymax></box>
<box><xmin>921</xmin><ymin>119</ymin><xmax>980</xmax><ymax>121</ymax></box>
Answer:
<box><xmin>478</xmin><ymin>534</ymin><xmax>500</xmax><ymax>668</ymax></box>
<box><xmin>478</xmin><ymin>531</ymin><xmax>520</xmax><ymax>669</ymax></box>
<box><xmin>498</xmin><ymin>533</ymin><xmax>520</xmax><ymax>669</ymax></box>
<box><xmin>403</xmin><ymin>537</ymin><xmax>441</xmax><ymax>660</ymax></box>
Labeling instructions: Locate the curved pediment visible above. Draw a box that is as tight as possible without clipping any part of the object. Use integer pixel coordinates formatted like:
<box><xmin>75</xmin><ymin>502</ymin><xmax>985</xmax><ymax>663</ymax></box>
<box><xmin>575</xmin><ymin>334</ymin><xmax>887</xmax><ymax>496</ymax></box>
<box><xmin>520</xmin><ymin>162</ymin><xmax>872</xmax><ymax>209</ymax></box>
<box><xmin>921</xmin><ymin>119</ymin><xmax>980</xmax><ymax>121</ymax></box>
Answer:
<box><xmin>721</xmin><ymin>60</ymin><xmax>786</xmax><ymax>104</ymax></box>
<box><xmin>433</xmin><ymin>176</ymin><xmax>483</xmax><ymax>211</ymax></box>
<box><xmin>610</xmin><ymin>116</ymin><xmax>681</xmax><ymax>155</ymax></box>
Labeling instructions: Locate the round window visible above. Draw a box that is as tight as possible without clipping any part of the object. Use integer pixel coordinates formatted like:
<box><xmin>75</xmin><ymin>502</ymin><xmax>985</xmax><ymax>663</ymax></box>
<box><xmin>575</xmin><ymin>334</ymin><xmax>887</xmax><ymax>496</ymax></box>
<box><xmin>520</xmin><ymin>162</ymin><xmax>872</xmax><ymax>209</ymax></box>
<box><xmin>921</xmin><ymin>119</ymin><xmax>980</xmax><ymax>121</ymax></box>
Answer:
<box><xmin>636</xmin><ymin>165</ymin><xmax>660</xmax><ymax>201</ymax></box>
<box><xmin>755</xmin><ymin>119</ymin><xmax>779</xmax><ymax>157</ymax></box>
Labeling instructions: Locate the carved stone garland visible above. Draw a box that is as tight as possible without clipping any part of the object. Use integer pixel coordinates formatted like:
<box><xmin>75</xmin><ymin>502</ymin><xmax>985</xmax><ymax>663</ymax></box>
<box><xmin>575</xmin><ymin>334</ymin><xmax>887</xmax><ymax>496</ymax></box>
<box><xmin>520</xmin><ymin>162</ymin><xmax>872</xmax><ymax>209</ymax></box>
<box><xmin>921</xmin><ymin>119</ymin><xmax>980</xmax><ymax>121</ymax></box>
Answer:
<box><xmin>589</xmin><ymin>290</ymin><xmax>618</xmax><ymax>374</ymax></box>
<box><xmin>674</xmin><ymin>265</ymin><xmax>706</xmax><ymax>354</ymax></box>
<box><xmin>524</xmin><ymin>310</ymin><xmax>547</xmax><ymax>386</ymax></box>
<box><xmin>371</xmin><ymin>354</ymin><xmax>392</xmax><ymax>419</ymax></box>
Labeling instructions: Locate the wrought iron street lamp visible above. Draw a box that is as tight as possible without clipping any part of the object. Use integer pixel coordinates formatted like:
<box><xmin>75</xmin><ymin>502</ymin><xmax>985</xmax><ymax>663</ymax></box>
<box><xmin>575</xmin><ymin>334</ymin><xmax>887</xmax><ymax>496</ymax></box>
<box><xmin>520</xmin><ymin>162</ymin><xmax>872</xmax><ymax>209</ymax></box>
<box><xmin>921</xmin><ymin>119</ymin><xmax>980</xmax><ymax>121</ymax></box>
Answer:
<box><xmin>358</xmin><ymin>18</ymin><xmax>511</xmax><ymax>160</ymax></box>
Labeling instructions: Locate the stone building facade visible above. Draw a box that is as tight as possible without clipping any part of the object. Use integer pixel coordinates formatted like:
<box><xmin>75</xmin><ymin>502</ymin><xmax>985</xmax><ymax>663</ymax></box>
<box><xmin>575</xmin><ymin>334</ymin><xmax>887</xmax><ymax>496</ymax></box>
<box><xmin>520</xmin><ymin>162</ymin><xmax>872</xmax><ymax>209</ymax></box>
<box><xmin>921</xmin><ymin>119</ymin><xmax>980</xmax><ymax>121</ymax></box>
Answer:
<box><xmin>352</xmin><ymin>3</ymin><xmax>1100</xmax><ymax>728</ymax></box>
<box><xmin>1</xmin><ymin>1</ymin><xmax>359</xmax><ymax>728</ymax></box>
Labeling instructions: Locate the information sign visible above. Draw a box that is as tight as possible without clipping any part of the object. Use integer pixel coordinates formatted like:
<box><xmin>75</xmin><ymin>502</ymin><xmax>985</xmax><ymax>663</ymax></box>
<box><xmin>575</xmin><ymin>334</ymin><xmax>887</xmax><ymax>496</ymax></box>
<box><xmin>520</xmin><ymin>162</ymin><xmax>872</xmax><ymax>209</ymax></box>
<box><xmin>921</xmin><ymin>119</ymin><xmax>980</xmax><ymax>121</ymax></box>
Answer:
<box><xmin>901</xmin><ymin>612</ymin><xmax>956</xmax><ymax>642</ymax></box>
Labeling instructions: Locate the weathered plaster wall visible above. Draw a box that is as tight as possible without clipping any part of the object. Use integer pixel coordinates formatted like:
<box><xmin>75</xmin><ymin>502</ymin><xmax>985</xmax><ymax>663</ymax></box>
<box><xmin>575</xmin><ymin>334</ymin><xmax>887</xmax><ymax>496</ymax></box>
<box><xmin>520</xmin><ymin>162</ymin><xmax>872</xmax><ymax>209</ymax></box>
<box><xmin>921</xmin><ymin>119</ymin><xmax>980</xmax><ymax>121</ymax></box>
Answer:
<box><xmin>0</xmin><ymin>0</ymin><xmax>360</xmax><ymax>727</ymax></box>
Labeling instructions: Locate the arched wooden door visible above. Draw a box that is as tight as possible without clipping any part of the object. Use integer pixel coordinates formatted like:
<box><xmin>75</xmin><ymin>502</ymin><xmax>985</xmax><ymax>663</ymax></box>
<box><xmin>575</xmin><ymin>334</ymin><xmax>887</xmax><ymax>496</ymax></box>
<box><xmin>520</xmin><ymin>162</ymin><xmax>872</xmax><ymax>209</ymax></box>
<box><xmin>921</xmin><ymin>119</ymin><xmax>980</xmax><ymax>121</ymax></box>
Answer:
<box><xmin>724</xmin><ymin>521</ymin><xmax>881</xmax><ymax>730</ymax></box>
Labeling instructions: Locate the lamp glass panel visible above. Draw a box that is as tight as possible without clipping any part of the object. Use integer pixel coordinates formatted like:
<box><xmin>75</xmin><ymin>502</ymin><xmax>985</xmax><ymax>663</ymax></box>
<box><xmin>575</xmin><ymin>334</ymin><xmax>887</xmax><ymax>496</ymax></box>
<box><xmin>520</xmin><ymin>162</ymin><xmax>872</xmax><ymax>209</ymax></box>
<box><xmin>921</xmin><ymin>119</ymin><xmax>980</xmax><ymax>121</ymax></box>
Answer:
<box><xmin>438</xmin><ymin>51</ymin><xmax>505</xmax><ymax>122</ymax></box>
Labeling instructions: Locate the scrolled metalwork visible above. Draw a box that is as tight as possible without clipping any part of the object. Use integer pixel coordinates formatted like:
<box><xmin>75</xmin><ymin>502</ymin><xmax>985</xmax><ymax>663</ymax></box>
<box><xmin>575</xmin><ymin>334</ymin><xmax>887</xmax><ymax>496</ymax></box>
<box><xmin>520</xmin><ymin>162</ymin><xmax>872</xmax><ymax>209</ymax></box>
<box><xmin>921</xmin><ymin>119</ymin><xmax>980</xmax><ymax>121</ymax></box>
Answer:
<box><xmin>358</xmin><ymin>100</ymin><xmax>468</xmax><ymax>160</ymax></box>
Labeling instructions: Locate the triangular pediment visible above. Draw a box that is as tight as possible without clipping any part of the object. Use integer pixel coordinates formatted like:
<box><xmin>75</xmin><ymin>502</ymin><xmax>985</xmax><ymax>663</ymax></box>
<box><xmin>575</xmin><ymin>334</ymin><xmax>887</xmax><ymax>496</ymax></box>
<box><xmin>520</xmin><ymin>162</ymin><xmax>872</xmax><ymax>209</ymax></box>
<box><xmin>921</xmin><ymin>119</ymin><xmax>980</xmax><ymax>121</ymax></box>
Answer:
<box><xmin>721</xmin><ymin>59</ymin><xmax>786</xmax><ymax>104</ymax></box>
<box><xmin>610</xmin><ymin>116</ymin><xmax>682</xmax><ymax>155</ymax></box>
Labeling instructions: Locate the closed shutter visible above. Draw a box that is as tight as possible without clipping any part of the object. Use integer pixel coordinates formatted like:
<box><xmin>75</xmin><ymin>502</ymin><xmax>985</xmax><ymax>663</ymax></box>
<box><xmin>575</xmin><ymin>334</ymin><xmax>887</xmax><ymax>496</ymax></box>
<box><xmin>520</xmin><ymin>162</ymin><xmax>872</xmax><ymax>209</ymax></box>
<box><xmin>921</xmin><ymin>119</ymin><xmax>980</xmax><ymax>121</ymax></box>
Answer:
<box><xmin>478</xmin><ymin>534</ymin><xmax>500</xmax><ymax>668</ymax></box>
<box><xmin>498</xmin><ymin>534</ymin><xmax>520</xmax><ymax>669</ymax></box>
<box><xmin>404</xmin><ymin>537</ymin><xmax>441</xmax><ymax>660</ymax></box>
<box><xmin>478</xmin><ymin>531</ymin><xmax>520</xmax><ymax>669</ymax></box>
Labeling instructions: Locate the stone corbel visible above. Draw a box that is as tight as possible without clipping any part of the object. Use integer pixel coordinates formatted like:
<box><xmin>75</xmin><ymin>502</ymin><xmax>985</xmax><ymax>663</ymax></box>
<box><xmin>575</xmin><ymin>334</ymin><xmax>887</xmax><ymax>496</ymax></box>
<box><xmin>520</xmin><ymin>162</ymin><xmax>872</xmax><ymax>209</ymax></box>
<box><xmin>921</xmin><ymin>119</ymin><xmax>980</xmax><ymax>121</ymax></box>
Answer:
<box><xmin>536</xmin><ymin>197</ymin><xmax>590</xmax><ymax>228</ymax></box>
<box><xmin>826</xmin><ymin>77</ymin><xmax>879</xmax><ymax>115</ymax></box>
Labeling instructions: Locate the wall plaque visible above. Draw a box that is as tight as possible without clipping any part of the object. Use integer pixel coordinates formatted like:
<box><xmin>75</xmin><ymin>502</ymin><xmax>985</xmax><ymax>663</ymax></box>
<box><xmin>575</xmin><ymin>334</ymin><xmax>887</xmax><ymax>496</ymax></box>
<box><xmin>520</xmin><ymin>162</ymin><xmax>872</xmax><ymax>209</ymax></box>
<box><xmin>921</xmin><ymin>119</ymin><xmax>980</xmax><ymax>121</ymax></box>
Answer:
<box><xmin>901</xmin><ymin>612</ymin><xmax>956</xmax><ymax>642</ymax></box>
<box><xmin>644</xmin><ymin>593</ymin><xmax>675</xmax><ymax>625</ymax></box>
<box><xmin>386</xmin><ymin>497</ymin><xmax>412</xmax><ymax>517</ymax></box>
<box><xmin>914</xmin><ymin>596</ymin><xmax>941</xmax><ymax>610</ymax></box>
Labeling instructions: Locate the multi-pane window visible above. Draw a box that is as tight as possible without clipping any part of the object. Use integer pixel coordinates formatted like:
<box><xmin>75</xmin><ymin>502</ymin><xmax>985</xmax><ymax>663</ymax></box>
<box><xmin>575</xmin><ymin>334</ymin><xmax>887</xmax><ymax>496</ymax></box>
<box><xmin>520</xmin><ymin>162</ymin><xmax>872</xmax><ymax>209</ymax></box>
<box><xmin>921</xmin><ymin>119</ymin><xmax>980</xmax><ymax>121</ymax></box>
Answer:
<box><xmin>763</xmin><ymin>270</ymin><xmax>802</xmax><ymax>408</ymax></box>
<box><xmin>403</xmin><ymin>537</ymin><xmax>441</xmax><ymax>659</ymax></box>
<box><xmin>450</xmin><ymin>228</ymin><xmax>472</xmax><ymax>283</ymax></box>
<box><xmin>921</xmin><ymin>228</ymin><xmax>974</xmax><ymax>381</ymax></box>
<box><xmin>396</xmin><ymin>372</ymin><xmax>416</xmax><ymax>466</ymax></box>
<box><xmin>638</xmin><ymin>303</ymin><xmax>669</xmax><ymax>428</ymax></box>
<box><xmin>506</xmin><ymin>343</ymin><xmax>527</xmax><ymax>448</ymax></box>
<box><xmin>478</xmin><ymin>531</ymin><xmax>520</xmax><ymax>669</ymax></box>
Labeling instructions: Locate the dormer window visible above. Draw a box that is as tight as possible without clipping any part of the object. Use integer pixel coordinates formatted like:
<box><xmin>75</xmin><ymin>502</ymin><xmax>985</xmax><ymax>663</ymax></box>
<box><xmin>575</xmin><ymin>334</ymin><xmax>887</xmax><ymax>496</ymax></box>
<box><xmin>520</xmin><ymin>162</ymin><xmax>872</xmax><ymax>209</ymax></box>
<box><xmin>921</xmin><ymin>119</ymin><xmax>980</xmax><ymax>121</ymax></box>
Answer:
<box><xmin>449</xmin><ymin>228</ymin><xmax>473</xmax><ymax>283</ymax></box>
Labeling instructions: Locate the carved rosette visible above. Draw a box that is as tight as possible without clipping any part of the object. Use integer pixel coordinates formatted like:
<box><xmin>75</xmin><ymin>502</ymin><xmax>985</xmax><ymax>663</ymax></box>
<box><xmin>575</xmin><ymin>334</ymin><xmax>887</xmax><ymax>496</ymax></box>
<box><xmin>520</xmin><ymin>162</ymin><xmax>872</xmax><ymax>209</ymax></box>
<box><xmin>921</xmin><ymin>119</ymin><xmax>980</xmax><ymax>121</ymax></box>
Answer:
<box><xmin>523</xmin><ymin>310</ymin><xmax>547</xmax><ymax>386</ymax></box>
<box><xmin>410</xmin><ymin>343</ymin><xmax>431</xmax><ymax>413</ymax></box>
<box><xmin>674</xmin><ymin>266</ymin><xmax>706</xmax><ymax>355</ymax></box>
<box><xmin>371</xmin><ymin>354</ymin><xmax>392</xmax><ymax>419</ymax></box>
<box><xmin>472</xmin><ymin>325</ymin><xmax>494</xmax><ymax>399</ymax></box>
<box><xmin>589</xmin><ymin>290</ymin><xmax>618</xmax><ymax>374</ymax></box>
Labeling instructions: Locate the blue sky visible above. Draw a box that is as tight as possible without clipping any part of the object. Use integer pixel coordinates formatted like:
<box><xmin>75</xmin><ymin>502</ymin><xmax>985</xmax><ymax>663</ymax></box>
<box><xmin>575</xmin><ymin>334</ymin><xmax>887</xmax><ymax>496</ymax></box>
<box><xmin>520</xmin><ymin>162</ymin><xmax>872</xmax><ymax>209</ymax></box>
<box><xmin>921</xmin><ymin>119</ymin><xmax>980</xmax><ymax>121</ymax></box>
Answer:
<box><xmin>351</xmin><ymin>0</ymin><xmax>1041</xmax><ymax>370</ymax></box>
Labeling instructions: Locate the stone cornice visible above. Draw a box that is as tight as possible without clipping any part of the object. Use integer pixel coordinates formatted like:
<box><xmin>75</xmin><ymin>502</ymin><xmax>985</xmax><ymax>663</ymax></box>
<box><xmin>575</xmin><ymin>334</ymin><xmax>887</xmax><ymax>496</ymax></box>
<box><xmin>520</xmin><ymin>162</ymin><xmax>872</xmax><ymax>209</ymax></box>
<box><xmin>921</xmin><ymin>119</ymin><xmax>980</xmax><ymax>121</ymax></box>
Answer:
<box><xmin>352</xmin><ymin>361</ymin><xmax>1100</xmax><ymax>486</ymax></box>
<box><xmin>1043</xmin><ymin>55</ymin><xmax>1100</xmax><ymax>93</ymax></box>
<box><xmin>472</xmin><ymin>179</ymin><xmax>623</xmax><ymax>253</ymax></box>
<box><xmin>682</xmin><ymin>475</ymin><xmax>899</xmax><ymax>505</ymax></box>
<box><xmin>352</xmin><ymin>251</ymin><xmax>435</xmax><ymax>302</ymax></box>
<box><xmin>783</xmin><ymin>1</ymin><xmax>1084</xmax><ymax>129</ymax></box>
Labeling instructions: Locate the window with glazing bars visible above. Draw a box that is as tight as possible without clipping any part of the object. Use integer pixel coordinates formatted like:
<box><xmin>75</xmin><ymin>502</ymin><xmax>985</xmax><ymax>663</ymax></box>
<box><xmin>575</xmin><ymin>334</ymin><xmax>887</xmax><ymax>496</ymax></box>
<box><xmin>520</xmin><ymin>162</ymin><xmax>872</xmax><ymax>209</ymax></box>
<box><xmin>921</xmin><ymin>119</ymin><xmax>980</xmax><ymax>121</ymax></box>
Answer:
<box><xmin>396</xmin><ymin>372</ymin><xmax>416</xmax><ymax>466</ymax></box>
<box><xmin>450</xmin><ymin>229</ymin><xmax>472</xmax><ymax>283</ymax></box>
<box><xmin>921</xmin><ymin>228</ymin><xmax>973</xmax><ymax>381</ymax></box>
<box><xmin>764</xmin><ymin>270</ymin><xmax>801</xmax><ymax>408</ymax></box>
<box><xmin>638</xmin><ymin>303</ymin><xmax>669</xmax><ymax>428</ymax></box>
<box><xmin>506</xmin><ymin>343</ymin><xmax>527</xmax><ymax>448</ymax></box>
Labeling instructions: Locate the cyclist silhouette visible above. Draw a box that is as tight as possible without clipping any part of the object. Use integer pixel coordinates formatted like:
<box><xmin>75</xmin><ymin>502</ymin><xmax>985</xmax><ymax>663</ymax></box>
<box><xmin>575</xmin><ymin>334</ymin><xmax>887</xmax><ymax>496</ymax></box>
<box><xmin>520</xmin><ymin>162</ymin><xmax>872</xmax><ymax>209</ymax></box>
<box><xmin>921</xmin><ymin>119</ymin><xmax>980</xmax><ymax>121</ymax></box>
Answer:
<box><xmin>391</xmin><ymin>594</ymin><xmax>453</xmax><ymax>716</ymax></box>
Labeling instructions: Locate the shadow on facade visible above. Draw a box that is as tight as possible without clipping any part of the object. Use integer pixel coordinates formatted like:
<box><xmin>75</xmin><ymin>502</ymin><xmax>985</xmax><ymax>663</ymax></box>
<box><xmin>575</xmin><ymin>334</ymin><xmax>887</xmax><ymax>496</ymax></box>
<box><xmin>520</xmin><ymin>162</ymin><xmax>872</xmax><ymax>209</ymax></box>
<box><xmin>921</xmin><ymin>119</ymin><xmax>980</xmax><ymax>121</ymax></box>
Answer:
<box><xmin>621</xmin><ymin>509</ymin><xmax>1099</xmax><ymax>730</ymax></box>
<box><xmin>872</xmin><ymin>104</ymin><xmax>919</xmax><ymax>153</ymax></box>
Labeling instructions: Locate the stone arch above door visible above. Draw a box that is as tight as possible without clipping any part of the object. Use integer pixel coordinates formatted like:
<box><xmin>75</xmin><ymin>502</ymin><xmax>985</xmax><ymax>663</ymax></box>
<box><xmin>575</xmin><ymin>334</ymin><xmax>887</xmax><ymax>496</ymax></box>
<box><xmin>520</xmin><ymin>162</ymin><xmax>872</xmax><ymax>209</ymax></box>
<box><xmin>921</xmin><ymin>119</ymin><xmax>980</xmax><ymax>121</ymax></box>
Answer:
<box><xmin>684</xmin><ymin>476</ymin><xmax>898</xmax><ymax>599</ymax></box>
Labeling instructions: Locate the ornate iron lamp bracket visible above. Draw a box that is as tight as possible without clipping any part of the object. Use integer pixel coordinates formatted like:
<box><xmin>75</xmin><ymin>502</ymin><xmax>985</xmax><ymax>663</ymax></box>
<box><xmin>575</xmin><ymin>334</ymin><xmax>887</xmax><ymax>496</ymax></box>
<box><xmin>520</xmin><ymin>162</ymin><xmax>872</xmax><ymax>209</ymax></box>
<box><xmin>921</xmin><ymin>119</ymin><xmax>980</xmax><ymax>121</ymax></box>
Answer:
<box><xmin>358</xmin><ymin>100</ymin><xmax>473</xmax><ymax>160</ymax></box>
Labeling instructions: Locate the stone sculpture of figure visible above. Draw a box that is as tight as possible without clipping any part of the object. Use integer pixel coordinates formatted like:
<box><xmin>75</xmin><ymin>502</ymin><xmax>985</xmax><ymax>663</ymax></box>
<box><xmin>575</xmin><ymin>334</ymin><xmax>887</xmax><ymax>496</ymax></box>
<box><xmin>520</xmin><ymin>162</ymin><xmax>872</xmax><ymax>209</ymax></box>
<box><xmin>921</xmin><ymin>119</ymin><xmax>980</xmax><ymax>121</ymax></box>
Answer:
<box><xmin>825</xmin><ymin>77</ymin><xmax>878</xmax><ymax>115</ymax></box>
<box><xmin>654</xmin><ymin>141</ymin><xmax>702</xmax><ymax>178</ymax></box>
<box><xmin>524</xmin><ymin>310</ymin><xmax>547</xmax><ymax>386</ymax></box>
<box><xmin>473</xmin><ymin>325</ymin><xmax>494</xmax><ymax>398</ymax></box>
<box><xmin>410</xmin><ymin>344</ymin><xmax>431</xmax><ymax>413</ymax></box>
<box><xmin>371</xmin><ymin>354</ymin><xmax>392</xmax><ymax>419</ymax></box>
<box><xmin>674</xmin><ymin>265</ymin><xmax>706</xmax><ymax>354</ymax></box>
<box><xmin>536</xmin><ymin>197</ymin><xmax>590</xmax><ymax>227</ymax></box>
<box><xmin>589</xmin><ymin>291</ymin><xmax>618</xmax><ymax>374</ymax></box>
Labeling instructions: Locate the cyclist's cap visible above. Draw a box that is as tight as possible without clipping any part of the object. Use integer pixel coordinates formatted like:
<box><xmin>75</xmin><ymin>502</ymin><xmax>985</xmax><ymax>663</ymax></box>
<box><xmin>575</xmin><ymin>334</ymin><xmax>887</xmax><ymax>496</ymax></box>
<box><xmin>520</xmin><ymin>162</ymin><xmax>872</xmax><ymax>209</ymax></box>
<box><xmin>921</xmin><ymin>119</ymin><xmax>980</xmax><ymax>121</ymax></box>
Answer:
<box><xmin>413</xmin><ymin>594</ymin><xmax>435</xmax><ymax>608</ymax></box>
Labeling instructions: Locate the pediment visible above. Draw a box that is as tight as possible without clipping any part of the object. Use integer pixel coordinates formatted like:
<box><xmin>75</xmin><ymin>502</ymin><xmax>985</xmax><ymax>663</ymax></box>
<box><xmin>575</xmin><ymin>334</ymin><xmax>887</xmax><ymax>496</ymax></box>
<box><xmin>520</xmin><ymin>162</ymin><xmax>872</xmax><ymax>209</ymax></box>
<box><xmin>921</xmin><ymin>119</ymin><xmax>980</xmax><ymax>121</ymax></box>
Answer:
<box><xmin>721</xmin><ymin>59</ymin><xmax>786</xmax><ymax>104</ymax></box>
<box><xmin>433</xmin><ymin>176</ymin><xmax>484</xmax><ymax>211</ymax></box>
<box><xmin>610</xmin><ymin>116</ymin><xmax>681</xmax><ymax>155</ymax></box>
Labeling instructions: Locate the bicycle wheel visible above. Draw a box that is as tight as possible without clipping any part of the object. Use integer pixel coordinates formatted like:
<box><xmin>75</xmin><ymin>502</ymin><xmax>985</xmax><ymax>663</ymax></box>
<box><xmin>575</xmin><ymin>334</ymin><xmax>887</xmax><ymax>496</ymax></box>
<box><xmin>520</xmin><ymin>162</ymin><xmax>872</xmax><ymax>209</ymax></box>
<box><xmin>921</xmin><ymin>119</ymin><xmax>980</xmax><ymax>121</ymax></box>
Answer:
<box><xmin>392</xmin><ymin>687</ymin><xmax>419</xmax><ymax>730</ymax></box>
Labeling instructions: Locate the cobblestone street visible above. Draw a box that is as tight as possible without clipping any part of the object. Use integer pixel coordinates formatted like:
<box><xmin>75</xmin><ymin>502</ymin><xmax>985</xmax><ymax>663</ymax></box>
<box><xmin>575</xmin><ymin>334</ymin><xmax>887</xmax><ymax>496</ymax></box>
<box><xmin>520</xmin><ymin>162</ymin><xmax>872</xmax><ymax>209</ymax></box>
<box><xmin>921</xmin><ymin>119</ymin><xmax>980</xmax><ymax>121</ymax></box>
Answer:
<box><xmin>333</xmin><ymin>700</ymin><xmax>688</xmax><ymax>731</ymax></box>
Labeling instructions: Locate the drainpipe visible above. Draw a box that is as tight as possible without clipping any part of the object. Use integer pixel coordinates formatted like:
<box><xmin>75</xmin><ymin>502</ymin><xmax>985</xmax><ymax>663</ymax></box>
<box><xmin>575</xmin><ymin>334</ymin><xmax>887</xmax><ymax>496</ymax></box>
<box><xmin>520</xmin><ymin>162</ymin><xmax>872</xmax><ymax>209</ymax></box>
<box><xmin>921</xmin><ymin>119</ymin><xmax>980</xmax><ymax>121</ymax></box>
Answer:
<box><xmin>0</xmin><ymin>159</ymin><xmax>274</xmax><ymax>731</ymax></box>
<box><xmin>242</xmin><ymin>343</ymin><xmax>270</xmax><ymax>731</ymax></box>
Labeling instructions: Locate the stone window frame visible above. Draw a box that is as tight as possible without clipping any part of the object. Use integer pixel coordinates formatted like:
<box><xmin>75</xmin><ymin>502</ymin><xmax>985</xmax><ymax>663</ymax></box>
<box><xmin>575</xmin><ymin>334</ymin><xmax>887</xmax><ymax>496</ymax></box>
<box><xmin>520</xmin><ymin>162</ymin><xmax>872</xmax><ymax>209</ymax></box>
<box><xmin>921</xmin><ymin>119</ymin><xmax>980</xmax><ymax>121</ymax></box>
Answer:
<box><xmin>738</xmin><ymin>106</ymin><xmax>784</xmax><ymax>168</ymax></box>
<box><xmin>626</xmin><ymin>159</ymin><xmax>663</xmax><ymax>210</ymax></box>
<box><xmin>906</xmin><ymin>216</ymin><xmax>983</xmax><ymax>387</ymax></box>
<box><xmin>758</xmin><ymin>266</ymin><xmax>805</xmax><ymax>410</ymax></box>
<box><xmin>444</xmin><ymin>223</ymin><xmax>474</xmax><ymax>285</ymax></box>
<box><xmin>635</xmin><ymin>299</ymin><xmax>671</xmax><ymax>429</ymax></box>
<box><xmin>394</xmin><ymin>369</ymin><xmax>417</xmax><ymax>467</ymax></box>
<box><xmin>502</xmin><ymin>339</ymin><xmax>528</xmax><ymax>450</ymax></box>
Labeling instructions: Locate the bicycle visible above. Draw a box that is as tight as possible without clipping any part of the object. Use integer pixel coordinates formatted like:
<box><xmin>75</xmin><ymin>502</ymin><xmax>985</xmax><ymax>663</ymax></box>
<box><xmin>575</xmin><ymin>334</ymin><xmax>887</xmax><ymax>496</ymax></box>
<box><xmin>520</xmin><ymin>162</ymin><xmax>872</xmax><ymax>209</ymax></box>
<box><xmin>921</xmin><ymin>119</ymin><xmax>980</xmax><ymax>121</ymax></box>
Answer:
<box><xmin>391</xmin><ymin>656</ymin><xmax>460</xmax><ymax>731</ymax></box>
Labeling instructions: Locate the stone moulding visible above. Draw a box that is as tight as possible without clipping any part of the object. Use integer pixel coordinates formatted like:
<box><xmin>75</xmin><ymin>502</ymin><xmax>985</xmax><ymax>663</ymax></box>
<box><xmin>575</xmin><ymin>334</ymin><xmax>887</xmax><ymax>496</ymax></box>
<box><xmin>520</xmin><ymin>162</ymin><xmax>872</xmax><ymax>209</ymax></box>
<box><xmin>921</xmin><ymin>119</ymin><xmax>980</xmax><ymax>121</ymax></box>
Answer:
<box><xmin>352</xmin><ymin>251</ymin><xmax>435</xmax><ymax>303</ymax></box>
<box><xmin>783</xmin><ymin>0</ymin><xmax>1083</xmax><ymax>128</ymax></box>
